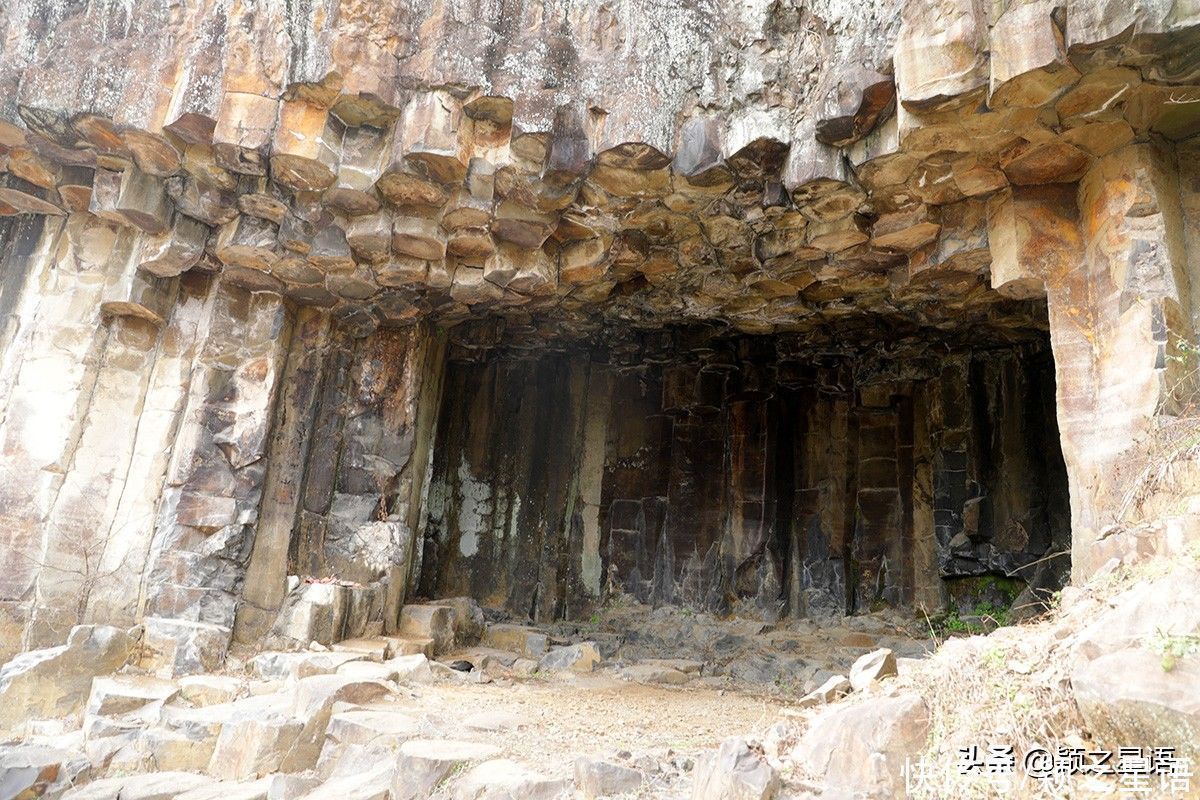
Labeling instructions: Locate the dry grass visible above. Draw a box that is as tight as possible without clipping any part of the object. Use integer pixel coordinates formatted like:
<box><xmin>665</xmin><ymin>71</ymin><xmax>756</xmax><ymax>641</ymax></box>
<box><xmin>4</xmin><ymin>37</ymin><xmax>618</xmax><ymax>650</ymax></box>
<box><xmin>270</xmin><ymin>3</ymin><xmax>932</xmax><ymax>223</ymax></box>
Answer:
<box><xmin>894</xmin><ymin>556</ymin><xmax>1179</xmax><ymax>799</ymax></box>
<box><xmin>899</xmin><ymin>622</ymin><xmax>1083</xmax><ymax>797</ymax></box>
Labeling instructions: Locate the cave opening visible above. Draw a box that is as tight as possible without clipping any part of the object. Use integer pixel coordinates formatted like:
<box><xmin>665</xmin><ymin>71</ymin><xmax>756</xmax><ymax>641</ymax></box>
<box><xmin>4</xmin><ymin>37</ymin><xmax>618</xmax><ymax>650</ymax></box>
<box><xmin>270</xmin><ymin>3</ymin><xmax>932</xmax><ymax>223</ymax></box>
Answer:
<box><xmin>414</xmin><ymin>312</ymin><xmax>1071</xmax><ymax>628</ymax></box>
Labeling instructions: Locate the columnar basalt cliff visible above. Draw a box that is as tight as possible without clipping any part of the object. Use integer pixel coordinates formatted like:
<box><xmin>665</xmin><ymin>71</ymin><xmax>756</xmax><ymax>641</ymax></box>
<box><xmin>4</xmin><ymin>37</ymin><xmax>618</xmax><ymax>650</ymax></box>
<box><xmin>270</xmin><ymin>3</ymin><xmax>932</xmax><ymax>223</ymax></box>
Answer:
<box><xmin>1</xmin><ymin>0</ymin><xmax>1199</xmax><ymax>662</ymax></box>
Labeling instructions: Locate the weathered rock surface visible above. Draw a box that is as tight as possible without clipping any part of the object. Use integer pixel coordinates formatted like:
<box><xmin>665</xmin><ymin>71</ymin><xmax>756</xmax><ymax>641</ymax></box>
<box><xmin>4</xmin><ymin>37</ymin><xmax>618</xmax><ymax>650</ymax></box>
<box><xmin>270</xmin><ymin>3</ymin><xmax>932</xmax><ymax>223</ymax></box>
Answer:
<box><xmin>0</xmin><ymin>626</ymin><xmax>133</xmax><ymax>735</ymax></box>
<box><xmin>138</xmin><ymin>617</ymin><xmax>230</xmax><ymax>678</ymax></box>
<box><xmin>1070</xmin><ymin>565</ymin><xmax>1200</xmax><ymax>759</ymax></box>
<box><xmin>61</xmin><ymin>771</ymin><xmax>213</xmax><ymax>800</ymax></box>
<box><xmin>450</xmin><ymin>759</ymin><xmax>571</xmax><ymax>800</ymax></box>
<box><xmin>483</xmin><ymin>625</ymin><xmax>551</xmax><ymax>659</ymax></box>
<box><xmin>175</xmin><ymin>778</ymin><xmax>274</xmax><ymax>800</ymax></box>
<box><xmin>296</xmin><ymin>764</ymin><xmax>393</xmax><ymax>800</ymax></box>
<box><xmin>794</xmin><ymin>693</ymin><xmax>930</xmax><ymax>798</ymax></box>
<box><xmin>398</xmin><ymin>605</ymin><xmax>456</xmax><ymax>654</ymax></box>
<box><xmin>691</xmin><ymin>737</ymin><xmax>779</xmax><ymax>800</ymax></box>
<box><xmin>179</xmin><ymin>675</ymin><xmax>242</xmax><ymax>707</ymax></box>
<box><xmin>1</xmin><ymin>14</ymin><xmax>1200</xmax><ymax>800</ymax></box>
<box><xmin>206</xmin><ymin>695</ymin><xmax>305</xmax><ymax>781</ymax></box>
<box><xmin>848</xmin><ymin>648</ymin><xmax>898</xmax><ymax>692</ymax></box>
<box><xmin>539</xmin><ymin>642</ymin><xmax>602</xmax><ymax>673</ymax></box>
<box><xmin>621</xmin><ymin>662</ymin><xmax>695</xmax><ymax>686</ymax></box>
<box><xmin>391</xmin><ymin>739</ymin><xmax>503</xmax><ymax>800</ymax></box>
<box><xmin>575</xmin><ymin>757</ymin><xmax>643</xmax><ymax>799</ymax></box>
<box><xmin>798</xmin><ymin>674</ymin><xmax>851</xmax><ymax>707</ymax></box>
<box><xmin>0</xmin><ymin>744</ymin><xmax>90</xmax><ymax>800</ymax></box>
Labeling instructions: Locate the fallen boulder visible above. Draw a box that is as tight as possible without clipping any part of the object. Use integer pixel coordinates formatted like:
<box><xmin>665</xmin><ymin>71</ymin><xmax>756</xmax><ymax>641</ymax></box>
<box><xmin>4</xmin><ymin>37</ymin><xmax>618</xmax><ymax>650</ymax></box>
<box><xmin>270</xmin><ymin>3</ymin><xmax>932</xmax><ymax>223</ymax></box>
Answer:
<box><xmin>539</xmin><ymin>642</ymin><xmax>601</xmax><ymax>673</ymax></box>
<box><xmin>798</xmin><ymin>674</ymin><xmax>851</xmax><ymax>707</ymax></box>
<box><xmin>691</xmin><ymin>737</ymin><xmax>779</xmax><ymax>800</ymax></box>
<box><xmin>849</xmin><ymin>648</ymin><xmax>898</xmax><ymax>692</ymax></box>
<box><xmin>793</xmin><ymin>692</ymin><xmax>930</xmax><ymax>798</ymax></box>
<box><xmin>1069</xmin><ymin>565</ymin><xmax>1200</xmax><ymax>760</ymax></box>
<box><xmin>575</xmin><ymin>756</ymin><xmax>642</xmax><ymax>799</ymax></box>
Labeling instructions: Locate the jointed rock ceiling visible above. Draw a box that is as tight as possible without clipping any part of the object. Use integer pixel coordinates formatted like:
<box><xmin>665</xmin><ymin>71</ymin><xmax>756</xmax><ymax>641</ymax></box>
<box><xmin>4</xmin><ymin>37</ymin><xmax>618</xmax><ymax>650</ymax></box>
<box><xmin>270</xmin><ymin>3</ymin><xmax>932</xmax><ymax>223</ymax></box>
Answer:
<box><xmin>0</xmin><ymin>0</ymin><xmax>1198</xmax><ymax>354</ymax></box>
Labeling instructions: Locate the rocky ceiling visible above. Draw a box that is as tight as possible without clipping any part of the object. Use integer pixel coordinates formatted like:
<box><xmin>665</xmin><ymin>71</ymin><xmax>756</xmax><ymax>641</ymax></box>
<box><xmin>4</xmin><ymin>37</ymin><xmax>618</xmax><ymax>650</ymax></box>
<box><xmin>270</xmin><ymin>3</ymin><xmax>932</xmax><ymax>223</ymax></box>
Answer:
<box><xmin>1</xmin><ymin>0</ymin><xmax>1198</xmax><ymax>353</ymax></box>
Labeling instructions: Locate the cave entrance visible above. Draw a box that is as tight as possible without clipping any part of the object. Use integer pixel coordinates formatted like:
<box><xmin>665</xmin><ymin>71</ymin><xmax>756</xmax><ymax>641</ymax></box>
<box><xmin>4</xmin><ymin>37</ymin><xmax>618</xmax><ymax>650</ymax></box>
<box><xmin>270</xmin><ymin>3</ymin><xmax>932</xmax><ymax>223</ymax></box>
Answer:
<box><xmin>415</xmin><ymin>316</ymin><xmax>1071</xmax><ymax>627</ymax></box>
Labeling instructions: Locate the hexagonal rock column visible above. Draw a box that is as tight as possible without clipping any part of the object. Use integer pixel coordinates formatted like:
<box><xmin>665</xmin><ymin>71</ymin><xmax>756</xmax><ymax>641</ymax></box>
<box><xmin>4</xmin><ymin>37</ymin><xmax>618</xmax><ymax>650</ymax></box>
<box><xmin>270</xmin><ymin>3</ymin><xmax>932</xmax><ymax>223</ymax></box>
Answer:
<box><xmin>142</xmin><ymin>280</ymin><xmax>294</xmax><ymax>641</ymax></box>
<box><xmin>993</xmin><ymin>143</ymin><xmax>1199</xmax><ymax>579</ymax></box>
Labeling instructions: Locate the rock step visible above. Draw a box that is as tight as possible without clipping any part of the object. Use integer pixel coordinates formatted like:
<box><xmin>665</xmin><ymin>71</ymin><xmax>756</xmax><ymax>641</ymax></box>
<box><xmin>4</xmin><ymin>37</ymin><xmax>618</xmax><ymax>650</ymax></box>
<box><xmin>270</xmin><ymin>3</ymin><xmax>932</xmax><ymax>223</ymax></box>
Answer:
<box><xmin>176</xmin><ymin>777</ymin><xmax>274</xmax><ymax>800</ymax></box>
<box><xmin>330</xmin><ymin>637</ymin><xmax>392</xmax><ymax>660</ymax></box>
<box><xmin>448</xmin><ymin>758</ymin><xmax>570</xmax><ymax>800</ymax></box>
<box><xmin>0</xmin><ymin>744</ymin><xmax>91</xmax><ymax>799</ymax></box>
<box><xmin>61</xmin><ymin>771</ymin><xmax>214</xmax><ymax>800</ymax></box>
<box><xmin>390</xmin><ymin>739</ymin><xmax>503</xmax><ymax>800</ymax></box>
<box><xmin>482</xmin><ymin>624</ymin><xmax>549</xmax><ymax>659</ymax></box>
<box><xmin>395</xmin><ymin>598</ymin><xmax>485</xmax><ymax>656</ymax></box>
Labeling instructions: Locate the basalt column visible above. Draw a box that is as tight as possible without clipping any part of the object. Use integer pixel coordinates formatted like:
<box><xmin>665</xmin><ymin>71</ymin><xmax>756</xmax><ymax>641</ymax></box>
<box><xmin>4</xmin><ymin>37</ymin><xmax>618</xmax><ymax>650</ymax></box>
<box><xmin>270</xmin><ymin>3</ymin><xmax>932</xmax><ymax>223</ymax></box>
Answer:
<box><xmin>420</xmin><ymin>352</ymin><xmax>593</xmax><ymax>621</ymax></box>
<box><xmin>419</xmin><ymin>336</ymin><xmax>1069</xmax><ymax>622</ymax></box>
<box><xmin>142</xmin><ymin>283</ymin><xmax>293</xmax><ymax>635</ymax></box>
<box><xmin>992</xmin><ymin>141</ymin><xmax>1200</xmax><ymax>579</ymax></box>
<box><xmin>0</xmin><ymin>213</ymin><xmax>187</xmax><ymax>656</ymax></box>
<box><xmin>241</xmin><ymin>321</ymin><xmax>448</xmax><ymax>642</ymax></box>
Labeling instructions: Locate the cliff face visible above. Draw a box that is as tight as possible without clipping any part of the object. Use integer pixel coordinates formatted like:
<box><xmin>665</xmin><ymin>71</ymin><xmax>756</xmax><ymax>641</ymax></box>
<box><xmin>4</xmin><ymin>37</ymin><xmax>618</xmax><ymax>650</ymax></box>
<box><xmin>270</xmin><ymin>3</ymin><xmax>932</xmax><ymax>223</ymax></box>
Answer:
<box><xmin>1</xmin><ymin>0</ymin><xmax>1199</xmax><ymax>659</ymax></box>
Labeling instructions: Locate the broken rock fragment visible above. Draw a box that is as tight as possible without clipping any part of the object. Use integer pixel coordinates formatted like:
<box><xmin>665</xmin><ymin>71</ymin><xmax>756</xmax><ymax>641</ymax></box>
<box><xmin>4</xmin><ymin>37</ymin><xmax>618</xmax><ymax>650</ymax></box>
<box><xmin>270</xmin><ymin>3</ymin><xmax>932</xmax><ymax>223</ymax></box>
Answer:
<box><xmin>691</xmin><ymin>737</ymin><xmax>779</xmax><ymax>800</ymax></box>
<box><xmin>849</xmin><ymin>647</ymin><xmax>899</xmax><ymax>691</ymax></box>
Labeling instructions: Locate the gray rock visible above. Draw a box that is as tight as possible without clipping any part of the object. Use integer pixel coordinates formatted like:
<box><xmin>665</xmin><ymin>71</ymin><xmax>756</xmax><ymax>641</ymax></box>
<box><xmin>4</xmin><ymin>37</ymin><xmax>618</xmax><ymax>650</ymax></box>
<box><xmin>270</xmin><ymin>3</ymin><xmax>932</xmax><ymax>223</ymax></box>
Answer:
<box><xmin>398</xmin><ymin>605</ymin><xmax>456</xmax><ymax>654</ymax></box>
<box><xmin>270</xmin><ymin>582</ymin><xmax>350</xmax><ymax>647</ymax></box>
<box><xmin>539</xmin><ymin>642</ymin><xmax>601</xmax><ymax>673</ymax></box>
<box><xmin>383</xmin><ymin>653</ymin><xmax>435</xmax><ymax>684</ymax></box>
<box><xmin>391</xmin><ymin>739</ymin><xmax>503</xmax><ymax>800</ymax></box>
<box><xmin>139</xmin><ymin>616</ymin><xmax>230</xmax><ymax>677</ymax></box>
<box><xmin>621</xmin><ymin>661</ymin><xmax>693</xmax><ymax>686</ymax></box>
<box><xmin>296</xmin><ymin>762</ymin><xmax>393</xmax><ymax>800</ymax></box>
<box><xmin>848</xmin><ymin>648</ymin><xmax>897</xmax><ymax>692</ymax></box>
<box><xmin>61</xmin><ymin>771</ymin><xmax>213</xmax><ymax>800</ymax></box>
<box><xmin>178</xmin><ymin>674</ymin><xmax>242</xmax><ymax>706</ymax></box>
<box><xmin>794</xmin><ymin>693</ymin><xmax>930</xmax><ymax>798</ymax></box>
<box><xmin>1074</xmin><ymin>650</ymin><xmax>1200</xmax><ymax>761</ymax></box>
<box><xmin>575</xmin><ymin>756</ymin><xmax>643</xmax><ymax>799</ymax></box>
<box><xmin>798</xmin><ymin>674</ymin><xmax>850</xmax><ymax>707</ymax></box>
<box><xmin>205</xmin><ymin>692</ymin><xmax>305</xmax><ymax>780</ymax></box>
<box><xmin>430</xmin><ymin>597</ymin><xmax>487</xmax><ymax>646</ymax></box>
<box><xmin>175</xmin><ymin>778</ymin><xmax>273</xmax><ymax>800</ymax></box>
<box><xmin>483</xmin><ymin>624</ymin><xmax>550</xmax><ymax>658</ymax></box>
<box><xmin>691</xmin><ymin>737</ymin><xmax>779</xmax><ymax>800</ymax></box>
<box><xmin>1070</xmin><ymin>565</ymin><xmax>1200</xmax><ymax>760</ymax></box>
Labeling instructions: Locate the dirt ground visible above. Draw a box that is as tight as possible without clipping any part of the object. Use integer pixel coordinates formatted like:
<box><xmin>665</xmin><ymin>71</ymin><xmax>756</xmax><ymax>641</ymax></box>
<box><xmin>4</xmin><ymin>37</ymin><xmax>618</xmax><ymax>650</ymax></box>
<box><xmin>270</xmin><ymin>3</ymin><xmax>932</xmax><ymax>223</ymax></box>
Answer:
<box><xmin>398</xmin><ymin>675</ymin><xmax>785</xmax><ymax>769</ymax></box>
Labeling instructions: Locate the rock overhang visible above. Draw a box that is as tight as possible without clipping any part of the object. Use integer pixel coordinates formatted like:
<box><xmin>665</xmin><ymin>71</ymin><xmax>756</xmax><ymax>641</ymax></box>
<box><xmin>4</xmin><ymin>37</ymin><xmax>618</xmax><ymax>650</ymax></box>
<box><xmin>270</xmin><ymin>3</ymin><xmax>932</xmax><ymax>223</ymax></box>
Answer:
<box><xmin>2</xmin><ymin>1</ymin><xmax>1197</xmax><ymax>352</ymax></box>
